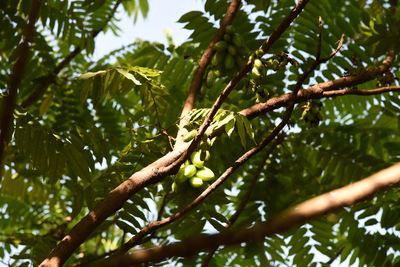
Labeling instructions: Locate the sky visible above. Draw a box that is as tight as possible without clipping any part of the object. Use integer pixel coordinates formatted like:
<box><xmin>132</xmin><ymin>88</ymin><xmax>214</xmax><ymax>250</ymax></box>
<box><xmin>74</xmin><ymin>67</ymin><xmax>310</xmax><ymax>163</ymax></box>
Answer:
<box><xmin>93</xmin><ymin>0</ymin><xmax>204</xmax><ymax>59</ymax></box>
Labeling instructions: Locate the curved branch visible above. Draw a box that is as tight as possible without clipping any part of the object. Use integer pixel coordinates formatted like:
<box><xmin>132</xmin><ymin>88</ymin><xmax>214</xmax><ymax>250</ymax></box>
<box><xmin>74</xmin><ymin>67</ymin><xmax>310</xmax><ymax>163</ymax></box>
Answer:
<box><xmin>111</xmin><ymin>135</ymin><xmax>284</xmax><ymax>257</ymax></box>
<box><xmin>323</xmin><ymin>86</ymin><xmax>400</xmax><ymax>97</ymax></box>
<box><xmin>0</xmin><ymin>0</ymin><xmax>41</xmax><ymax>167</ymax></box>
<box><xmin>40</xmin><ymin>1</ymin><xmax>311</xmax><ymax>265</ymax></box>
<box><xmin>21</xmin><ymin>0</ymin><xmax>123</xmax><ymax>109</ymax></box>
<box><xmin>94</xmin><ymin>163</ymin><xmax>400</xmax><ymax>266</ymax></box>
<box><xmin>227</xmin><ymin>137</ymin><xmax>285</xmax><ymax>227</ymax></box>
<box><xmin>176</xmin><ymin>0</ymin><xmax>241</xmax><ymax>146</ymax></box>
<box><xmin>239</xmin><ymin>51</ymin><xmax>396</xmax><ymax>119</ymax></box>
<box><xmin>109</xmin><ymin>14</ymin><xmax>342</xmax><ymax>265</ymax></box>
<box><xmin>39</xmin><ymin>143</ymin><xmax>189</xmax><ymax>267</ymax></box>
<box><xmin>239</xmin><ymin>85</ymin><xmax>400</xmax><ymax>120</ymax></box>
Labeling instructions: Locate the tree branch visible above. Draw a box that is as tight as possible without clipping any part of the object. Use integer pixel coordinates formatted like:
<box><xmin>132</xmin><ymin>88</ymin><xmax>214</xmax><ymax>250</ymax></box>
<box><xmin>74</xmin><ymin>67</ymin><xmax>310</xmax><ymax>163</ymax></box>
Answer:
<box><xmin>239</xmin><ymin>51</ymin><xmax>396</xmax><ymax>119</ymax></box>
<box><xmin>106</xmin><ymin>13</ymin><xmax>341</xmax><ymax>265</ymax></box>
<box><xmin>239</xmin><ymin>85</ymin><xmax>400</xmax><ymax>120</ymax></box>
<box><xmin>39</xmin><ymin>143</ymin><xmax>190</xmax><ymax>267</ymax></box>
<box><xmin>201</xmin><ymin>136</ymin><xmax>284</xmax><ymax>267</ymax></box>
<box><xmin>0</xmin><ymin>0</ymin><xmax>41</xmax><ymax>168</ymax></box>
<box><xmin>110</xmin><ymin>134</ymin><xmax>284</xmax><ymax>258</ymax></box>
<box><xmin>175</xmin><ymin>0</ymin><xmax>241</xmax><ymax>146</ymax></box>
<box><xmin>21</xmin><ymin>0</ymin><xmax>123</xmax><ymax>109</ymax></box>
<box><xmin>323</xmin><ymin>86</ymin><xmax>400</xmax><ymax>97</ymax></box>
<box><xmin>260</xmin><ymin>0</ymin><xmax>311</xmax><ymax>54</ymax></box>
<box><xmin>40</xmin><ymin>1</ymin><xmax>311</xmax><ymax>265</ymax></box>
<box><xmin>181</xmin><ymin>0</ymin><xmax>311</xmax><ymax>172</ymax></box>
<box><xmin>228</xmin><ymin>137</ymin><xmax>285</xmax><ymax>227</ymax></box>
<box><xmin>94</xmin><ymin>162</ymin><xmax>400</xmax><ymax>266</ymax></box>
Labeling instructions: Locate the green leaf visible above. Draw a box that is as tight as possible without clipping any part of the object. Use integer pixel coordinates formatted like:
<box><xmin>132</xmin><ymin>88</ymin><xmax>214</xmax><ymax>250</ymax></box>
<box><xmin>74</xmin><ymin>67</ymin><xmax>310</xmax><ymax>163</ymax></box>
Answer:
<box><xmin>225</xmin><ymin>117</ymin><xmax>236</xmax><ymax>137</ymax></box>
<box><xmin>238</xmin><ymin>114</ymin><xmax>255</xmax><ymax>142</ymax></box>
<box><xmin>116</xmin><ymin>68</ymin><xmax>142</xmax><ymax>85</ymax></box>
<box><xmin>79</xmin><ymin>70</ymin><xmax>107</xmax><ymax>79</ymax></box>
<box><xmin>236</xmin><ymin>115</ymin><xmax>247</xmax><ymax>148</ymax></box>
<box><xmin>177</xmin><ymin>11</ymin><xmax>203</xmax><ymax>23</ymax></box>
<box><xmin>39</xmin><ymin>93</ymin><xmax>54</xmax><ymax>116</ymax></box>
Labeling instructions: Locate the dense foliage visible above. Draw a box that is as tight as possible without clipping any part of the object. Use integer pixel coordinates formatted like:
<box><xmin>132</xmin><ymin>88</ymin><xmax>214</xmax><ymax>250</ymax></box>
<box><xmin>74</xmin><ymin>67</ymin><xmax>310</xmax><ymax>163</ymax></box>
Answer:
<box><xmin>0</xmin><ymin>0</ymin><xmax>400</xmax><ymax>266</ymax></box>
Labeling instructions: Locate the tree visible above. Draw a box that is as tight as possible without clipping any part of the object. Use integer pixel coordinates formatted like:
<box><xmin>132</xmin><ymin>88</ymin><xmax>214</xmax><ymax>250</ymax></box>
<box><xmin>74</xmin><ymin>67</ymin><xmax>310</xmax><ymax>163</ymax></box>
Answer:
<box><xmin>0</xmin><ymin>0</ymin><xmax>399</xmax><ymax>266</ymax></box>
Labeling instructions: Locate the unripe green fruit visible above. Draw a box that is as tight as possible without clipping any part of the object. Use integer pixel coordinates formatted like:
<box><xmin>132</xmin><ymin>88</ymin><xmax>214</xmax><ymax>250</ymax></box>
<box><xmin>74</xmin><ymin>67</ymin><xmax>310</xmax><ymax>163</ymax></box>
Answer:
<box><xmin>200</xmin><ymin>150</ymin><xmax>210</xmax><ymax>161</ymax></box>
<box><xmin>196</xmin><ymin>167</ymin><xmax>215</xmax><ymax>181</ymax></box>
<box><xmin>206</xmin><ymin>70</ymin><xmax>214</xmax><ymax>88</ymax></box>
<box><xmin>223</xmin><ymin>33</ymin><xmax>231</xmax><ymax>42</ymax></box>
<box><xmin>225</xmin><ymin>25</ymin><xmax>235</xmax><ymax>34</ymax></box>
<box><xmin>272</xmin><ymin>59</ymin><xmax>280</xmax><ymax>70</ymax></box>
<box><xmin>171</xmin><ymin>182</ymin><xmax>178</xmax><ymax>192</ymax></box>
<box><xmin>184</xmin><ymin>165</ymin><xmax>197</xmax><ymax>177</ymax></box>
<box><xmin>251</xmin><ymin>66</ymin><xmax>262</xmax><ymax>78</ymax></box>
<box><xmin>190</xmin><ymin>177</ymin><xmax>203</xmax><ymax>188</ymax></box>
<box><xmin>254</xmin><ymin>59</ymin><xmax>263</xmax><ymax>69</ymax></box>
<box><xmin>183</xmin><ymin>129</ymin><xmax>197</xmax><ymax>142</ymax></box>
<box><xmin>224</xmin><ymin>55</ymin><xmax>235</xmax><ymax>69</ymax></box>
<box><xmin>232</xmin><ymin>33</ymin><xmax>243</xmax><ymax>48</ymax></box>
<box><xmin>213</xmin><ymin>69</ymin><xmax>221</xmax><ymax>77</ymax></box>
<box><xmin>190</xmin><ymin>150</ymin><xmax>209</xmax><ymax>168</ymax></box>
<box><xmin>266</xmin><ymin>59</ymin><xmax>274</xmax><ymax>69</ymax></box>
<box><xmin>256</xmin><ymin>49</ymin><xmax>264</xmax><ymax>58</ymax></box>
<box><xmin>175</xmin><ymin>165</ymin><xmax>188</xmax><ymax>183</ymax></box>
<box><xmin>214</xmin><ymin>41</ymin><xmax>228</xmax><ymax>51</ymax></box>
<box><xmin>227</xmin><ymin>45</ymin><xmax>237</xmax><ymax>56</ymax></box>
<box><xmin>212</xmin><ymin>51</ymin><xmax>224</xmax><ymax>66</ymax></box>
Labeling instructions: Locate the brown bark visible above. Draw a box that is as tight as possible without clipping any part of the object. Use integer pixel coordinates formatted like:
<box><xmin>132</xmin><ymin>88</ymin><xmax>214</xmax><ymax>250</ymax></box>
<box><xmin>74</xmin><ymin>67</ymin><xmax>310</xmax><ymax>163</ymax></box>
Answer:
<box><xmin>94</xmin><ymin>163</ymin><xmax>400</xmax><ymax>266</ymax></box>
<box><xmin>239</xmin><ymin>52</ymin><xmax>395</xmax><ymax>119</ymax></box>
<box><xmin>175</xmin><ymin>0</ymin><xmax>241</xmax><ymax>147</ymax></box>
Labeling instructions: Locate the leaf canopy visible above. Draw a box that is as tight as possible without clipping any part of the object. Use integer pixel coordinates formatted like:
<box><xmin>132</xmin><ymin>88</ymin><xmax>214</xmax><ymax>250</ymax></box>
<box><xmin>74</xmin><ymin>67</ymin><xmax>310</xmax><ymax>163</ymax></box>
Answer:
<box><xmin>0</xmin><ymin>0</ymin><xmax>400</xmax><ymax>266</ymax></box>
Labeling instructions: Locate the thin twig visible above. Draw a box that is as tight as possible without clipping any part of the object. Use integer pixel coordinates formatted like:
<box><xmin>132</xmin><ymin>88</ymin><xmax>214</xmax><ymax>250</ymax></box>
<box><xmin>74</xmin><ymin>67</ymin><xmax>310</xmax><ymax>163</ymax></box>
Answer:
<box><xmin>260</xmin><ymin>0</ymin><xmax>311</xmax><ymax>55</ymax></box>
<box><xmin>323</xmin><ymin>86</ymin><xmax>400</xmax><ymax>96</ymax></box>
<box><xmin>228</xmin><ymin>137</ymin><xmax>285</xmax><ymax>227</ymax></box>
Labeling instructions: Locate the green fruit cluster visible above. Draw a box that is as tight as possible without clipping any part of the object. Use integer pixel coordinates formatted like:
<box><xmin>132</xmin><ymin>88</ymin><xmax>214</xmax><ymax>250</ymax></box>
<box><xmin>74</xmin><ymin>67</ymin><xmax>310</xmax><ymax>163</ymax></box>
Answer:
<box><xmin>172</xmin><ymin>149</ymin><xmax>215</xmax><ymax>190</ymax></box>
<box><xmin>247</xmin><ymin>50</ymin><xmax>290</xmax><ymax>103</ymax></box>
<box><xmin>300</xmin><ymin>100</ymin><xmax>323</xmax><ymax>127</ymax></box>
<box><xmin>376</xmin><ymin>70</ymin><xmax>395</xmax><ymax>87</ymax></box>
<box><xmin>205</xmin><ymin>25</ymin><xmax>247</xmax><ymax>88</ymax></box>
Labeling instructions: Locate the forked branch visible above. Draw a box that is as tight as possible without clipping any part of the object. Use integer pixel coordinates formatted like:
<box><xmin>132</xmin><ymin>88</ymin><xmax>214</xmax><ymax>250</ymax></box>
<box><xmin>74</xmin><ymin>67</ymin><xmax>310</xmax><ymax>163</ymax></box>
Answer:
<box><xmin>40</xmin><ymin>1</ymin><xmax>312</xmax><ymax>265</ymax></box>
